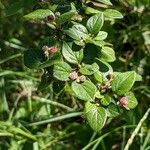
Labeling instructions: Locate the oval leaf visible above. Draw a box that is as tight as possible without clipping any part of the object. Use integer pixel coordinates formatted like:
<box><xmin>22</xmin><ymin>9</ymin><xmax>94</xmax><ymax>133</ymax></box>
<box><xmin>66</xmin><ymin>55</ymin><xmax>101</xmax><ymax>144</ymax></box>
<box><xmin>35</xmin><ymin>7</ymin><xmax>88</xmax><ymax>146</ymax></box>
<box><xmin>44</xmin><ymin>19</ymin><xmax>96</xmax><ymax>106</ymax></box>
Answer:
<box><xmin>101</xmin><ymin>94</ymin><xmax>111</xmax><ymax>106</ymax></box>
<box><xmin>24</xmin><ymin>9</ymin><xmax>54</xmax><ymax>20</ymax></box>
<box><xmin>100</xmin><ymin>46</ymin><xmax>116</xmax><ymax>62</ymax></box>
<box><xmin>79</xmin><ymin>63</ymin><xmax>99</xmax><ymax>75</ymax></box>
<box><xmin>84</xmin><ymin>102</ymin><xmax>107</xmax><ymax>131</ymax></box>
<box><xmin>72</xmin><ymin>80</ymin><xmax>97</xmax><ymax>101</ymax></box>
<box><xmin>94</xmin><ymin>71</ymin><xmax>103</xmax><ymax>83</ymax></box>
<box><xmin>65</xmin><ymin>24</ymin><xmax>88</xmax><ymax>41</ymax></box>
<box><xmin>94</xmin><ymin>31</ymin><xmax>108</xmax><ymax>41</ymax></box>
<box><xmin>53</xmin><ymin>62</ymin><xmax>72</xmax><ymax>81</ymax></box>
<box><xmin>57</xmin><ymin>11</ymin><xmax>76</xmax><ymax>25</ymax></box>
<box><xmin>86</xmin><ymin>12</ymin><xmax>104</xmax><ymax>35</ymax></box>
<box><xmin>125</xmin><ymin>92</ymin><xmax>138</xmax><ymax>109</ymax></box>
<box><xmin>112</xmin><ymin>71</ymin><xmax>136</xmax><ymax>95</ymax></box>
<box><xmin>104</xmin><ymin>9</ymin><xmax>123</xmax><ymax>19</ymax></box>
<box><xmin>62</xmin><ymin>42</ymin><xmax>83</xmax><ymax>64</ymax></box>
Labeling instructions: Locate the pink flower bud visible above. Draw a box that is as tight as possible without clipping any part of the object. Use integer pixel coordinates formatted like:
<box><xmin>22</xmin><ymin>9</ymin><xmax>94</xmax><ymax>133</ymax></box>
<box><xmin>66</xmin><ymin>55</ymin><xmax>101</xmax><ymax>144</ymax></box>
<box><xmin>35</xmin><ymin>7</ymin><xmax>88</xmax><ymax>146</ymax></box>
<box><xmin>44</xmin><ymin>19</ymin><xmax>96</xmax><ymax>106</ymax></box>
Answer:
<box><xmin>48</xmin><ymin>46</ymin><xmax>58</xmax><ymax>54</ymax></box>
<box><xmin>119</xmin><ymin>97</ymin><xmax>129</xmax><ymax>108</ymax></box>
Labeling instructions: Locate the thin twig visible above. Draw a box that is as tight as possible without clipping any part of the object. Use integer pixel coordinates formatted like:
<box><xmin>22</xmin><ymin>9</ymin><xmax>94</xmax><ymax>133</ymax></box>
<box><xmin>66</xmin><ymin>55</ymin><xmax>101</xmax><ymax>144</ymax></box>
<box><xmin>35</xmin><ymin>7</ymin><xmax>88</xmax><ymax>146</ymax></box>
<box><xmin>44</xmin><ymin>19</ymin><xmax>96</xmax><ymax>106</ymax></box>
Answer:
<box><xmin>124</xmin><ymin>107</ymin><xmax>150</xmax><ymax>150</ymax></box>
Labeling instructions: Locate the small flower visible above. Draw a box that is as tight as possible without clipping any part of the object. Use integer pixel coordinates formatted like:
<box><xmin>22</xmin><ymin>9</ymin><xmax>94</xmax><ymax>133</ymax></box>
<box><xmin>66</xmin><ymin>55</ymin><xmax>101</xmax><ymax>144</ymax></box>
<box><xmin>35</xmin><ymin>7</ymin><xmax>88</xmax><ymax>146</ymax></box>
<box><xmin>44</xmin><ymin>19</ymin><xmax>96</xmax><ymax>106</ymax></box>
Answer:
<box><xmin>69</xmin><ymin>71</ymin><xmax>78</xmax><ymax>80</ymax></box>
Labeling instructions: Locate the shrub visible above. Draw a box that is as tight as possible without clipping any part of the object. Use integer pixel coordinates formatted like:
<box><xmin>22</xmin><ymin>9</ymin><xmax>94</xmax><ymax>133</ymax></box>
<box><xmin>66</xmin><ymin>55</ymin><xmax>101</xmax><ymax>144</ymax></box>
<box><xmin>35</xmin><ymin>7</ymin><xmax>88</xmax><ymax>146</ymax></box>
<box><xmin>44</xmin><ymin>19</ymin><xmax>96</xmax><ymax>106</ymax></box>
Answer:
<box><xmin>23</xmin><ymin>0</ymin><xmax>141</xmax><ymax>132</ymax></box>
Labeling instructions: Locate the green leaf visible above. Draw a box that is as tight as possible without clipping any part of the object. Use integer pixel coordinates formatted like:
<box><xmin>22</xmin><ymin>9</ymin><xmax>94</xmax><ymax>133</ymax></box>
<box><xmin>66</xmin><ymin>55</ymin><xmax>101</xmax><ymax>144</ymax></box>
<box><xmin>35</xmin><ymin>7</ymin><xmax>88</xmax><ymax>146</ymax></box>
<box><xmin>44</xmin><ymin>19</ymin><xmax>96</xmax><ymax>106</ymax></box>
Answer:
<box><xmin>104</xmin><ymin>9</ymin><xmax>123</xmax><ymax>19</ymax></box>
<box><xmin>96</xmin><ymin>0</ymin><xmax>112</xmax><ymax>5</ymax></box>
<box><xmin>24</xmin><ymin>49</ymin><xmax>44</xmax><ymax>69</ymax></box>
<box><xmin>85</xmin><ymin>7</ymin><xmax>101</xmax><ymax>15</ymax></box>
<box><xmin>57</xmin><ymin>11</ymin><xmax>76</xmax><ymax>25</ymax></box>
<box><xmin>53</xmin><ymin>62</ymin><xmax>72</xmax><ymax>81</ymax></box>
<box><xmin>86</xmin><ymin>13</ymin><xmax>104</xmax><ymax>35</ymax></box>
<box><xmin>79</xmin><ymin>63</ymin><xmax>99</xmax><ymax>75</ymax></box>
<box><xmin>100</xmin><ymin>46</ymin><xmax>116</xmax><ymax>62</ymax></box>
<box><xmin>95</xmin><ymin>91</ymin><xmax>103</xmax><ymax>99</ymax></box>
<box><xmin>72</xmin><ymin>80</ymin><xmax>97</xmax><ymax>101</ymax></box>
<box><xmin>62</xmin><ymin>42</ymin><xmax>83</xmax><ymax>64</ymax></box>
<box><xmin>94</xmin><ymin>31</ymin><xmax>108</xmax><ymax>41</ymax></box>
<box><xmin>84</xmin><ymin>102</ymin><xmax>107</xmax><ymax>131</ymax></box>
<box><xmin>65</xmin><ymin>24</ymin><xmax>88</xmax><ymax>41</ymax></box>
<box><xmin>112</xmin><ymin>71</ymin><xmax>136</xmax><ymax>95</ymax></box>
<box><xmin>38</xmin><ymin>53</ymin><xmax>62</xmax><ymax>69</ymax></box>
<box><xmin>24</xmin><ymin>9</ymin><xmax>54</xmax><ymax>20</ymax></box>
<box><xmin>101</xmin><ymin>94</ymin><xmax>111</xmax><ymax>106</ymax></box>
<box><xmin>107</xmin><ymin>104</ymin><xmax>119</xmax><ymax>118</ymax></box>
<box><xmin>94</xmin><ymin>71</ymin><xmax>103</xmax><ymax>83</ymax></box>
<box><xmin>88</xmin><ymin>39</ymin><xmax>106</xmax><ymax>47</ymax></box>
<box><xmin>125</xmin><ymin>92</ymin><xmax>138</xmax><ymax>109</ymax></box>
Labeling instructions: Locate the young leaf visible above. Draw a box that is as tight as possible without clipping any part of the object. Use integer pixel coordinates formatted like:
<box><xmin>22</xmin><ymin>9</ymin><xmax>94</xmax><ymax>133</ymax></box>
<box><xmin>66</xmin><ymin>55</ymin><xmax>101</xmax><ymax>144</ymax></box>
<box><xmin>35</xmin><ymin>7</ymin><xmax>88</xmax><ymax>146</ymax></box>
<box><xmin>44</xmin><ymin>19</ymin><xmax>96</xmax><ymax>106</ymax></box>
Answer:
<box><xmin>125</xmin><ymin>92</ymin><xmax>138</xmax><ymax>109</ymax></box>
<box><xmin>112</xmin><ymin>71</ymin><xmax>136</xmax><ymax>95</ymax></box>
<box><xmin>104</xmin><ymin>9</ymin><xmax>123</xmax><ymax>19</ymax></box>
<box><xmin>100</xmin><ymin>46</ymin><xmax>116</xmax><ymax>62</ymax></box>
<box><xmin>65</xmin><ymin>24</ymin><xmax>88</xmax><ymax>41</ymax></box>
<box><xmin>72</xmin><ymin>80</ymin><xmax>97</xmax><ymax>101</ymax></box>
<box><xmin>85</xmin><ymin>7</ymin><xmax>101</xmax><ymax>15</ymax></box>
<box><xmin>95</xmin><ymin>91</ymin><xmax>103</xmax><ymax>99</ymax></box>
<box><xmin>57</xmin><ymin>11</ymin><xmax>76</xmax><ymax>25</ymax></box>
<box><xmin>24</xmin><ymin>9</ymin><xmax>54</xmax><ymax>20</ymax></box>
<box><xmin>79</xmin><ymin>63</ymin><xmax>99</xmax><ymax>75</ymax></box>
<box><xmin>101</xmin><ymin>94</ymin><xmax>111</xmax><ymax>106</ymax></box>
<box><xmin>53</xmin><ymin>62</ymin><xmax>72</xmax><ymax>81</ymax></box>
<box><xmin>94</xmin><ymin>71</ymin><xmax>103</xmax><ymax>83</ymax></box>
<box><xmin>62</xmin><ymin>42</ymin><xmax>83</xmax><ymax>64</ymax></box>
<box><xmin>94</xmin><ymin>31</ymin><xmax>108</xmax><ymax>41</ymax></box>
<box><xmin>86</xmin><ymin>12</ymin><xmax>104</xmax><ymax>35</ymax></box>
<box><xmin>84</xmin><ymin>102</ymin><xmax>107</xmax><ymax>131</ymax></box>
